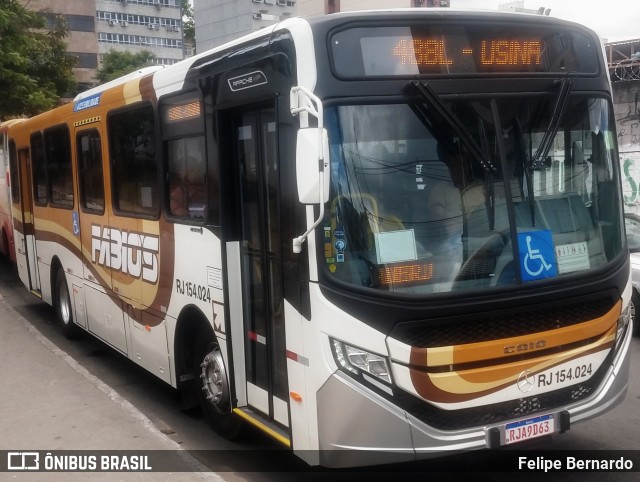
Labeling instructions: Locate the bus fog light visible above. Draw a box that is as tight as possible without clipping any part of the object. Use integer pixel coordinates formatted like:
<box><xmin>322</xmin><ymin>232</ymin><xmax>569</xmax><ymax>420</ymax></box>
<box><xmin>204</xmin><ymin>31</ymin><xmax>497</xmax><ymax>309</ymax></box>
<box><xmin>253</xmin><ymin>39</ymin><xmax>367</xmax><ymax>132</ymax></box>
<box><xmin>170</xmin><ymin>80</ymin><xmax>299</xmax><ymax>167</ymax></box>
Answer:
<box><xmin>331</xmin><ymin>338</ymin><xmax>392</xmax><ymax>384</ymax></box>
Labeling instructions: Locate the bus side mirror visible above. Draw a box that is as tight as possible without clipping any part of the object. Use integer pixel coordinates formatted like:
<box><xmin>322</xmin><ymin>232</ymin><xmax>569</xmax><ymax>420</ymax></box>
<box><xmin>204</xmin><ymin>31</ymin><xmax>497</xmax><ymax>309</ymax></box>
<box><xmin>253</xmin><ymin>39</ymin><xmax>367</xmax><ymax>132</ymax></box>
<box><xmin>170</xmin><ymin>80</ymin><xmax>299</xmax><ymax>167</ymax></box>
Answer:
<box><xmin>296</xmin><ymin>127</ymin><xmax>330</xmax><ymax>204</ymax></box>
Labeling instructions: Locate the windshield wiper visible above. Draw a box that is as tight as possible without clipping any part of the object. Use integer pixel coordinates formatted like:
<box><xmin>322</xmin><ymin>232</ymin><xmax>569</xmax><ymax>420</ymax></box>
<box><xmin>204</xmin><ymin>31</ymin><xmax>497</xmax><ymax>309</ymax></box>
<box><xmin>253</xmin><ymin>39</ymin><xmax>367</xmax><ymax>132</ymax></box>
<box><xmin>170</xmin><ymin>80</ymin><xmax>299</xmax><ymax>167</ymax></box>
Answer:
<box><xmin>531</xmin><ymin>76</ymin><xmax>574</xmax><ymax>170</ymax></box>
<box><xmin>514</xmin><ymin>118</ymin><xmax>537</xmax><ymax>227</ymax></box>
<box><xmin>520</xmin><ymin>76</ymin><xmax>574</xmax><ymax>227</ymax></box>
<box><xmin>407</xmin><ymin>79</ymin><xmax>497</xmax><ymax>173</ymax></box>
<box><xmin>407</xmin><ymin>79</ymin><xmax>498</xmax><ymax>230</ymax></box>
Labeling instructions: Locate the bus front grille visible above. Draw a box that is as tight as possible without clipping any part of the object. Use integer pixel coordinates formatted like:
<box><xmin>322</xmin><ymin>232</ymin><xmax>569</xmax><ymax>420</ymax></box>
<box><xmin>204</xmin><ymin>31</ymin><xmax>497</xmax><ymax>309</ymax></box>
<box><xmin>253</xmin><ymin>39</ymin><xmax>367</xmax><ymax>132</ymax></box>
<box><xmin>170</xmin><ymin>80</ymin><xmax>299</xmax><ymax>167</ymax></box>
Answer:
<box><xmin>391</xmin><ymin>295</ymin><xmax>615</xmax><ymax>348</ymax></box>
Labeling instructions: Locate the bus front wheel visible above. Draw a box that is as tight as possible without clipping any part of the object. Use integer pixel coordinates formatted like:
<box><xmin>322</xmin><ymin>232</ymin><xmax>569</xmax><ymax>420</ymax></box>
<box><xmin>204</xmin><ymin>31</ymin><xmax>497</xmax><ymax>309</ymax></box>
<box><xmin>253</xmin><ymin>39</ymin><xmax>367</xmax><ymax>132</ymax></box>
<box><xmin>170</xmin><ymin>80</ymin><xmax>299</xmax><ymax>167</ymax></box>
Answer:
<box><xmin>194</xmin><ymin>325</ymin><xmax>243</xmax><ymax>439</ymax></box>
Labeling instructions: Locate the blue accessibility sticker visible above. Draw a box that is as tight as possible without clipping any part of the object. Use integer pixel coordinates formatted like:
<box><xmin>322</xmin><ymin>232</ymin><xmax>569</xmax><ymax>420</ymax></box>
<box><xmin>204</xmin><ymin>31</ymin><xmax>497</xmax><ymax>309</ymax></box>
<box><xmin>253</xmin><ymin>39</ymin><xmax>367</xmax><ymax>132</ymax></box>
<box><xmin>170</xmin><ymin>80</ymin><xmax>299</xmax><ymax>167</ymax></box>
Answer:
<box><xmin>517</xmin><ymin>230</ymin><xmax>557</xmax><ymax>282</ymax></box>
<box><xmin>72</xmin><ymin>211</ymin><xmax>80</xmax><ymax>236</ymax></box>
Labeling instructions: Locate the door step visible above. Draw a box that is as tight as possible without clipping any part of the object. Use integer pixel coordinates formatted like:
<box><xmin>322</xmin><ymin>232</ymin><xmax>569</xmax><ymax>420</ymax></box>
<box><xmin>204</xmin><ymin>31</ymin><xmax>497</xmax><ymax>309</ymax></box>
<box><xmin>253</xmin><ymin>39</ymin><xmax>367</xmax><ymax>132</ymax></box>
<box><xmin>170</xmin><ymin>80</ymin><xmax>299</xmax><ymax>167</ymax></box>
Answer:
<box><xmin>233</xmin><ymin>407</ymin><xmax>291</xmax><ymax>447</ymax></box>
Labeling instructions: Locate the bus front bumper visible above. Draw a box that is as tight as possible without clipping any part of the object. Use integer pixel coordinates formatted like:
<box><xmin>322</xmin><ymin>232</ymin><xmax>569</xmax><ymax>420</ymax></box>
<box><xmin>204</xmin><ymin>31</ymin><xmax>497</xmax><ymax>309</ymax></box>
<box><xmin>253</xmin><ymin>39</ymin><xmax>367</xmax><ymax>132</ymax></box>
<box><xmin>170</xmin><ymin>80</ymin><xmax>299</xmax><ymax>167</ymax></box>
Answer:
<box><xmin>315</xmin><ymin>324</ymin><xmax>631</xmax><ymax>468</ymax></box>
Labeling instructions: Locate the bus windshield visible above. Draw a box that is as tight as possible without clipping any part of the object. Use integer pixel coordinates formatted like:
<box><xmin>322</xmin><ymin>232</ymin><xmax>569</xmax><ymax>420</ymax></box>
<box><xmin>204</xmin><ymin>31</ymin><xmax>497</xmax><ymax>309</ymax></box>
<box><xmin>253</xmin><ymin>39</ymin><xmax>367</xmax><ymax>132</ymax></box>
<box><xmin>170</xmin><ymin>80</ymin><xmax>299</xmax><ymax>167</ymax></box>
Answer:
<box><xmin>322</xmin><ymin>96</ymin><xmax>624</xmax><ymax>294</ymax></box>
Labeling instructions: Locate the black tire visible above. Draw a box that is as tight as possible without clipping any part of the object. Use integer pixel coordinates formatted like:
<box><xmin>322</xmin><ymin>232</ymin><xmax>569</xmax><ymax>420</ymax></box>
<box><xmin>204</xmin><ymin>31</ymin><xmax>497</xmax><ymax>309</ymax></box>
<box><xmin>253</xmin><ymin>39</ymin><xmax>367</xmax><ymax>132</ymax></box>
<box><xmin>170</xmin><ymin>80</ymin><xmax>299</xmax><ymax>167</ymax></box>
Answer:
<box><xmin>632</xmin><ymin>291</ymin><xmax>640</xmax><ymax>338</ymax></box>
<box><xmin>0</xmin><ymin>229</ymin><xmax>9</xmax><ymax>258</ymax></box>
<box><xmin>194</xmin><ymin>324</ymin><xmax>243</xmax><ymax>439</ymax></box>
<box><xmin>0</xmin><ymin>229</ymin><xmax>9</xmax><ymax>259</ymax></box>
<box><xmin>55</xmin><ymin>269</ymin><xmax>81</xmax><ymax>340</ymax></box>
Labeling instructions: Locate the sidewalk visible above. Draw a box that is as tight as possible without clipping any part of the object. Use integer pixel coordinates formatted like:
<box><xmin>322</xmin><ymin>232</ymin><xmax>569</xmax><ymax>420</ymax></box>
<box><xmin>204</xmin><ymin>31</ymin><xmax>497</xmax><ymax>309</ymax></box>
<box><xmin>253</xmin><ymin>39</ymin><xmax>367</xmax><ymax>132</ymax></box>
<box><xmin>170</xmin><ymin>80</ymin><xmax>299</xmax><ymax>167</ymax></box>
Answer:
<box><xmin>0</xmin><ymin>290</ymin><xmax>224</xmax><ymax>481</ymax></box>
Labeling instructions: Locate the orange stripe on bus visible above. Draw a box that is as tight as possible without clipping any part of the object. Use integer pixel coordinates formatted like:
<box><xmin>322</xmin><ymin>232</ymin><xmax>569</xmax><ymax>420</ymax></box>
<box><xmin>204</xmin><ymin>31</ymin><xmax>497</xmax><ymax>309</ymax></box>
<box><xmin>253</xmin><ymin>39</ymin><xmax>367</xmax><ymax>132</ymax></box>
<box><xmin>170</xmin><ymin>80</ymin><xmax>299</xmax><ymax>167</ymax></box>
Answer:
<box><xmin>420</xmin><ymin>300</ymin><xmax>620</xmax><ymax>368</ymax></box>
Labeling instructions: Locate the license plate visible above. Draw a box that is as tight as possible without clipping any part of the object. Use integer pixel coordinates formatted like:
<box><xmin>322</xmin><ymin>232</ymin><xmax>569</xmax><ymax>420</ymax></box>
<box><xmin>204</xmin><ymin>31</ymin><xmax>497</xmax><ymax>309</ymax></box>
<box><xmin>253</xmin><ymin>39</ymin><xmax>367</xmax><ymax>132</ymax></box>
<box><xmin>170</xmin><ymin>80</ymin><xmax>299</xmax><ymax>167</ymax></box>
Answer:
<box><xmin>504</xmin><ymin>414</ymin><xmax>554</xmax><ymax>445</ymax></box>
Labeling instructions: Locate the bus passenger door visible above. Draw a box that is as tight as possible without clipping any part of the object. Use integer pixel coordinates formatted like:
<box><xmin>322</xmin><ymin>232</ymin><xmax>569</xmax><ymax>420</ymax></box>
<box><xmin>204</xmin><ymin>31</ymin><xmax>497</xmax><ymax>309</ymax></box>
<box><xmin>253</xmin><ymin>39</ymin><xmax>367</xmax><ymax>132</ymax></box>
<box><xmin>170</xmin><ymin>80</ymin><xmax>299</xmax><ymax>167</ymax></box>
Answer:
<box><xmin>75</xmin><ymin>126</ymin><xmax>128</xmax><ymax>353</ymax></box>
<box><xmin>15</xmin><ymin>148</ymin><xmax>41</xmax><ymax>293</ymax></box>
<box><xmin>75</xmin><ymin>127</ymin><xmax>107</xmax><ymax>332</ymax></box>
<box><xmin>227</xmin><ymin>105</ymin><xmax>290</xmax><ymax>433</ymax></box>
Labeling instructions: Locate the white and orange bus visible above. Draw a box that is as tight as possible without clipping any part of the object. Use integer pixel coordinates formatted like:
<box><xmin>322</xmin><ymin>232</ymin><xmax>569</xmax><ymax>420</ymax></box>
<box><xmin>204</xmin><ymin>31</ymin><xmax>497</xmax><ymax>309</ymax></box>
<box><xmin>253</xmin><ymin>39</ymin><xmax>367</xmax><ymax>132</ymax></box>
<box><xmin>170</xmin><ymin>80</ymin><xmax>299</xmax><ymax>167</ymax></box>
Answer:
<box><xmin>5</xmin><ymin>10</ymin><xmax>633</xmax><ymax>466</ymax></box>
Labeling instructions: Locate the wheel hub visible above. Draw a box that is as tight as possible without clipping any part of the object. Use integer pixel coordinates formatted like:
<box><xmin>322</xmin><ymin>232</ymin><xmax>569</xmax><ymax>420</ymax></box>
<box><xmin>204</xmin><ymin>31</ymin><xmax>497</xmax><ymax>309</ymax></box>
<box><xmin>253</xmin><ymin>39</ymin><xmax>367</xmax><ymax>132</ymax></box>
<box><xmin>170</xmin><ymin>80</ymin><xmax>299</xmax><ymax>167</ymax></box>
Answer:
<box><xmin>200</xmin><ymin>349</ymin><xmax>229</xmax><ymax>413</ymax></box>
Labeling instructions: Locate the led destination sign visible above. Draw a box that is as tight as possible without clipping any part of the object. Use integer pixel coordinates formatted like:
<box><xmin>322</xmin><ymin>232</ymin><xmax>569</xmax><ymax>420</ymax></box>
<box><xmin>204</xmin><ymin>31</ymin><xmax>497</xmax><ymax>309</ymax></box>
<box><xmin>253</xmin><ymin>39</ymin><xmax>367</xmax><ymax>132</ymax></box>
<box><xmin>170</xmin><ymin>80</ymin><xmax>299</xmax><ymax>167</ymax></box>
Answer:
<box><xmin>392</xmin><ymin>38</ymin><xmax>541</xmax><ymax>67</ymax></box>
<box><xmin>330</xmin><ymin>24</ymin><xmax>598</xmax><ymax>77</ymax></box>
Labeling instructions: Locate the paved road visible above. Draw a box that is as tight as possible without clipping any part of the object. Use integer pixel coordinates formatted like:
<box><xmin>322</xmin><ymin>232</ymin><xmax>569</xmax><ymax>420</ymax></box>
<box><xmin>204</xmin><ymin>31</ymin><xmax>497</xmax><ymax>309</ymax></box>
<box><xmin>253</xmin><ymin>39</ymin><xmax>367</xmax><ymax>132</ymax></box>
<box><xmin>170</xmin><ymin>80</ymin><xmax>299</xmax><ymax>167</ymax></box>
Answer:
<box><xmin>1</xmin><ymin>254</ymin><xmax>638</xmax><ymax>481</ymax></box>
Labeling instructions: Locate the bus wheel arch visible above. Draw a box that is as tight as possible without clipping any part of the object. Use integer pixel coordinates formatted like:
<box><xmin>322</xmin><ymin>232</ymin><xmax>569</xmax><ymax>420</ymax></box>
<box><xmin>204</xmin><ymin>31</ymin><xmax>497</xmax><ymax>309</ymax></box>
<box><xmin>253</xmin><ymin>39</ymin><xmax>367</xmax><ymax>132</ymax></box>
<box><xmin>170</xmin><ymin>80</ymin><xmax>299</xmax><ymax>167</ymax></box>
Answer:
<box><xmin>194</xmin><ymin>322</ymin><xmax>243</xmax><ymax>439</ymax></box>
<box><xmin>174</xmin><ymin>306</ymin><xmax>205</xmax><ymax>409</ymax></box>
<box><xmin>175</xmin><ymin>307</ymin><xmax>242</xmax><ymax>439</ymax></box>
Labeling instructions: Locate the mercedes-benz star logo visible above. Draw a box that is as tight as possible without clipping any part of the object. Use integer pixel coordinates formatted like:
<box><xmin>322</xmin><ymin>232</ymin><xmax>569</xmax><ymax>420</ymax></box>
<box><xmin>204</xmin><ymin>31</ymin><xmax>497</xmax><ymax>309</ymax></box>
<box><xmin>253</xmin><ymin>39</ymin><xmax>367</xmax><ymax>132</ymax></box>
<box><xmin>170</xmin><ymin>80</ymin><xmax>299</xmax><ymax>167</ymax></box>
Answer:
<box><xmin>517</xmin><ymin>370</ymin><xmax>536</xmax><ymax>393</ymax></box>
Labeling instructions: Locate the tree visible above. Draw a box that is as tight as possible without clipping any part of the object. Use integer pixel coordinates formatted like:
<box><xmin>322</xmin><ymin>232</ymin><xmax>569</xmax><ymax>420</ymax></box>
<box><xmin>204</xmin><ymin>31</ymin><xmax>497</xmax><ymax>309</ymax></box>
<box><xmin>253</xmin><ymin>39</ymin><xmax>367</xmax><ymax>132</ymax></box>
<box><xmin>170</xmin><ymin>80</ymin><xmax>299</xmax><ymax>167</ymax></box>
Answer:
<box><xmin>96</xmin><ymin>50</ymin><xmax>156</xmax><ymax>83</ymax></box>
<box><xmin>182</xmin><ymin>0</ymin><xmax>195</xmax><ymax>52</ymax></box>
<box><xmin>30</xmin><ymin>14</ymin><xmax>78</xmax><ymax>100</ymax></box>
<box><xmin>0</xmin><ymin>0</ymin><xmax>76</xmax><ymax>118</ymax></box>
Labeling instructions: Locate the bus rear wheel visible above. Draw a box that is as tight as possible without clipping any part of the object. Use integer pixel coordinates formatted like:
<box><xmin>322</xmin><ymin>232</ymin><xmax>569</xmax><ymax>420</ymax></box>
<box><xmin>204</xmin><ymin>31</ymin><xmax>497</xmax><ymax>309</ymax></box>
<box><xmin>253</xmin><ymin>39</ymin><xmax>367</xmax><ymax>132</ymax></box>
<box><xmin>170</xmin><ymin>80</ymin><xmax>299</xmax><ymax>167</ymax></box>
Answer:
<box><xmin>55</xmin><ymin>269</ymin><xmax>80</xmax><ymax>340</ymax></box>
<box><xmin>195</xmin><ymin>325</ymin><xmax>243</xmax><ymax>439</ymax></box>
<box><xmin>0</xmin><ymin>229</ymin><xmax>7</xmax><ymax>258</ymax></box>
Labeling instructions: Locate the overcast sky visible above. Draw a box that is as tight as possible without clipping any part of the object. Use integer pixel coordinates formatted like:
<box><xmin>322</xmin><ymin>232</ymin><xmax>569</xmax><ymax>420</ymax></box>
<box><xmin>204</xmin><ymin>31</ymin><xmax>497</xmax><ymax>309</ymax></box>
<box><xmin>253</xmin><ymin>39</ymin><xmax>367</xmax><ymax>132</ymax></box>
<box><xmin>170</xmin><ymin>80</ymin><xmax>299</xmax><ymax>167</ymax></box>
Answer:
<box><xmin>451</xmin><ymin>0</ymin><xmax>639</xmax><ymax>42</ymax></box>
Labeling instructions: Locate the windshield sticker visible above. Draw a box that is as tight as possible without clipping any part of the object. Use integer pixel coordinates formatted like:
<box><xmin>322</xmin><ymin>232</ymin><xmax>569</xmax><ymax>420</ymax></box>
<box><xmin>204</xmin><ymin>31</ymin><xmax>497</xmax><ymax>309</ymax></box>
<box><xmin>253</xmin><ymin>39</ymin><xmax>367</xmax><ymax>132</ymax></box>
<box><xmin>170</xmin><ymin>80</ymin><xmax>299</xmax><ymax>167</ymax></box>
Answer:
<box><xmin>555</xmin><ymin>241</ymin><xmax>590</xmax><ymax>274</ymax></box>
<box><xmin>334</xmin><ymin>239</ymin><xmax>346</xmax><ymax>263</ymax></box>
<box><xmin>416</xmin><ymin>164</ymin><xmax>426</xmax><ymax>190</ymax></box>
<box><xmin>324</xmin><ymin>226</ymin><xmax>332</xmax><ymax>261</ymax></box>
<box><xmin>518</xmin><ymin>230</ymin><xmax>558</xmax><ymax>282</ymax></box>
<box><xmin>374</xmin><ymin>229</ymin><xmax>417</xmax><ymax>264</ymax></box>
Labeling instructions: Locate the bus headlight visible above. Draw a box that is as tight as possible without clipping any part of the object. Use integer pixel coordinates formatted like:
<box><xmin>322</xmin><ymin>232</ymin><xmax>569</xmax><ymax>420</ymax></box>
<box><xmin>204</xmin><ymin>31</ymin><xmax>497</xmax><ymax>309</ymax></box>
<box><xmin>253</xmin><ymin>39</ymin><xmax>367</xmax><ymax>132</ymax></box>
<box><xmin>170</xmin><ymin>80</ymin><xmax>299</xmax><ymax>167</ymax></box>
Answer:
<box><xmin>616</xmin><ymin>302</ymin><xmax>632</xmax><ymax>350</ymax></box>
<box><xmin>330</xmin><ymin>338</ymin><xmax>392</xmax><ymax>385</ymax></box>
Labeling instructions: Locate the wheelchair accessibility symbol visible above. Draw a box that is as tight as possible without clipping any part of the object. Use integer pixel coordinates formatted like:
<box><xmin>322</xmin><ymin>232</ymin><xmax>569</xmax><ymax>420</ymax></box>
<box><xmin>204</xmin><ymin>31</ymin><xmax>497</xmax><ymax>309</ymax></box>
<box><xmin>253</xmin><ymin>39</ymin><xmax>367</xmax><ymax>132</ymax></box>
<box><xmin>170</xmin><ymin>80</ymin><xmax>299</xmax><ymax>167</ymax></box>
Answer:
<box><xmin>517</xmin><ymin>230</ymin><xmax>558</xmax><ymax>282</ymax></box>
<box><xmin>72</xmin><ymin>211</ymin><xmax>80</xmax><ymax>237</ymax></box>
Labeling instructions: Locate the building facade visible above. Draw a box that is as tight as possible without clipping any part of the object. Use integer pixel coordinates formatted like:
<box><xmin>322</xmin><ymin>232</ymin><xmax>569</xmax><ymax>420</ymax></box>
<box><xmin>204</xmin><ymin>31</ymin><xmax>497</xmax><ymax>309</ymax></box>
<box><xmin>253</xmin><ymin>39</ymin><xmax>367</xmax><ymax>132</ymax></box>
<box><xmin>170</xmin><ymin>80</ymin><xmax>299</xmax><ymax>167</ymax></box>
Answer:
<box><xmin>194</xmin><ymin>0</ymin><xmax>297</xmax><ymax>52</ymax></box>
<box><xmin>498</xmin><ymin>1</ymin><xmax>549</xmax><ymax>15</ymax></box>
<box><xmin>26</xmin><ymin>0</ymin><xmax>100</xmax><ymax>90</ymax></box>
<box><xmin>195</xmin><ymin>0</ymin><xmax>448</xmax><ymax>52</ymax></box>
<box><xmin>95</xmin><ymin>0</ymin><xmax>184</xmax><ymax>68</ymax></box>
<box><xmin>25</xmin><ymin>0</ymin><xmax>185</xmax><ymax>90</ymax></box>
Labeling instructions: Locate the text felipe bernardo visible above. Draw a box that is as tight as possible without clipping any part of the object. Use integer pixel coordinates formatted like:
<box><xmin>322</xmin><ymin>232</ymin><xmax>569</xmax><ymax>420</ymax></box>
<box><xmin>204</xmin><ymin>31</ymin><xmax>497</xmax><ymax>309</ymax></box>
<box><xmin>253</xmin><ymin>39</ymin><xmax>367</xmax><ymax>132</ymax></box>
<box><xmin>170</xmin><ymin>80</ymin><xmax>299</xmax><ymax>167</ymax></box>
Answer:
<box><xmin>519</xmin><ymin>456</ymin><xmax>634</xmax><ymax>472</ymax></box>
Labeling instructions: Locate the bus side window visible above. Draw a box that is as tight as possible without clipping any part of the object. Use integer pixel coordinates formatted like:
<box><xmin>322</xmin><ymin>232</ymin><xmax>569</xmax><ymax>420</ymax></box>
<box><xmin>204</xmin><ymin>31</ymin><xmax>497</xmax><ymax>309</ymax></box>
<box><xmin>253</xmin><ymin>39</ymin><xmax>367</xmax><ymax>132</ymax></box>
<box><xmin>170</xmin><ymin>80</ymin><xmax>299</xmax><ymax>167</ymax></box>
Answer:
<box><xmin>30</xmin><ymin>132</ymin><xmax>47</xmax><ymax>206</ymax></box>
<box><xmin>45</xmin><ymin>125</ymin><xmax>73</xmax><ymax>209</ymax></box>
<box><xmin>109</xmin><ymin>104</ymin><xmax>159</xmax><ymax>216</ymax></box>
<box><xmin>9</xmin><ymin>140</ymin><xmax>19</xmax><ymax>203</ymax></box>
<box><xmin>166</xmin><ymin>136</ymin><xmax>206</xmax><ymax>220</ymax></box>
<box><xmin>77</xmin><ymin>130</ymin><xmax>105</xmax><ymax>213</ymax></box>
